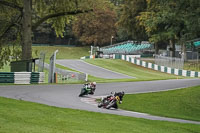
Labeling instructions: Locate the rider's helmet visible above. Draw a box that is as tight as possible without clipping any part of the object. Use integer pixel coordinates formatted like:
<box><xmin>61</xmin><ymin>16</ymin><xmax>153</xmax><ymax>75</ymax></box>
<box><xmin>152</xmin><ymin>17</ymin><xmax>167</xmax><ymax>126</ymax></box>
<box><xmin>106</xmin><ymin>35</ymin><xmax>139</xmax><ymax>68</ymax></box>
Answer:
<box><xmin>91</xmin><ymin>82</ymin><xmax>96</xmax><ymax>87</ymax></box>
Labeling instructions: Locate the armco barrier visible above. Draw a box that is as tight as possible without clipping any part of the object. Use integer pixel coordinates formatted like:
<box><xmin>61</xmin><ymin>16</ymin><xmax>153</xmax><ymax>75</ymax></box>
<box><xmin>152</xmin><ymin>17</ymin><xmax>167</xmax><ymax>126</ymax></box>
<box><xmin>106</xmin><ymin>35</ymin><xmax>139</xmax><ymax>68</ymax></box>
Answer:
<box><xmin>0</xmin><ymin>72</ymin><xmax>45</xmax><ymax>84</ymax></box>
<box><xmin>116</xmin><ymin>54</ymin><xmax>200</xmax><ymax>78</ymax></box>
<box><xmin>80</xmin><ymin>56</ymin><xmax>91</xmax><ymax>59</ymax></box>
<box><xmin>14</xmin><ymin>72</ymin><xmax>31</xmax><ymax>84</ymax></box>
<box><xmin>0</xmin><ymin>72</ymin><xmax>14</xmax><ymax>83</ymax></box>
<box><xmin>31</xmin><ymin>72</ymin><xmax>40</xmax><ymax>84</ymax></box>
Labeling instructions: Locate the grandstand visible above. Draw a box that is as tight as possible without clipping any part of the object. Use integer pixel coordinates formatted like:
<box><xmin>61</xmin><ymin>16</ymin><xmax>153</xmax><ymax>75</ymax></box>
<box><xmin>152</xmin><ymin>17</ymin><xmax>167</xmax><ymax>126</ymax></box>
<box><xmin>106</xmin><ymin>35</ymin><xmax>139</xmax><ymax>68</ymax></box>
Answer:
<box><xmin>194</xmin><ymin>41</ymin><xmax>200</xmax><ymax>48</ymax></box>
<box><xmin>100</xmin><ymin>41</ymin><xmax>153</xmax><ymax>55</ymax></box>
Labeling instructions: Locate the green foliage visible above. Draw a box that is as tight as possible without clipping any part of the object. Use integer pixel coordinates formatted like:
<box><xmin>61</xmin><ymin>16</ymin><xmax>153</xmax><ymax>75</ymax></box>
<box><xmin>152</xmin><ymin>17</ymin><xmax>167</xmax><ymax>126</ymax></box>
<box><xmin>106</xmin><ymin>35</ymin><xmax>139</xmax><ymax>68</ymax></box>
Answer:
<box><xmin>33</xmin><ymin>0</ymin><xmax>92</xmax><ymax>37</ymax></box>
<box><xmin>0</xmin><ymin>35</ymin><xmax>22</xmax><ymax>68</ymax></box>
<box><xmin>0</xmin><ymin>0</ymin><xmax>93</xmax><ymax>66</ymax></box>
<box><xmin>72</xmin><ymin>0</ymin><xmax>117</xmax><ymax>46</ymax></box>
<box><xmin>0</xmin><ymin>46</ymin><xmax>11</xmax><ymax>69</ymax></box>
<box><xmin>0</xmin><ymin>32</ymin><xmax>22</xmax><ymax>68</ymax></box>
<box><xmin>137</xmin><ymin>0</ymin><xmax>200</xmax><ymax>43</ymax></box>
<box><xmin>110</xmin><ymin>0</ymin><xmax>124</xmax><ymax>6</ymax></box>
<box><xmin>120</xmin><ymin>85</ymin><xmax>200</xmax><ymax>121</ymax></box>
<box><xmin>118</xmin><ymin>0</ymin><xmax>148</xmax><ymax>41</ymax></box>
<box><xmin>118</xmin><ymin>0</ymin><xmax>200</xmax><ymax>51</ymax></box>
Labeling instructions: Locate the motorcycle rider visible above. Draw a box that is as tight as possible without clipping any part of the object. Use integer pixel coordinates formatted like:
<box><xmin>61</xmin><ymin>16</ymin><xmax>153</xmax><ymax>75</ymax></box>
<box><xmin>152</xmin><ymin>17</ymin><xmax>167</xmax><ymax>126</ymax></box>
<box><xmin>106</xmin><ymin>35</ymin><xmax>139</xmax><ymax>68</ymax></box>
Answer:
<box><xmin>99</xmin><ymin>91</ymin><xmax>124</xmax><ymax>109</ymax></box>
<box><xmin>84</xmin><ymin>82</ymin><xmax>96</xmax><ymax>94</ymax></box>
<box><xmin>116</xmin><ymin>91</ymin><xmax>124</xmax><ymax>104</ymax></box>
<box><xmin>105</xmin><ymin>91</ymin><xmax>123</xmax><ymax>99</ymax></box>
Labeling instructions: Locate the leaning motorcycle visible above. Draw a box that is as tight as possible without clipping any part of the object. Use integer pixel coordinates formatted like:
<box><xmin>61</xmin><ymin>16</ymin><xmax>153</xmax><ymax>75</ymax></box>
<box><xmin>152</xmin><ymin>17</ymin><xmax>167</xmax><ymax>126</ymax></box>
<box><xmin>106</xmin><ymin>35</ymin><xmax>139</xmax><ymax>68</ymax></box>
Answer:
<box><xmin>79</xmin><ymin>84</ymin><xmax>95</xmax><ymax>97</ymax></box>
<box><xmin>98</xmin><ymin>91</ymin><xmax>124</xmax><ymax>109</ymax></box>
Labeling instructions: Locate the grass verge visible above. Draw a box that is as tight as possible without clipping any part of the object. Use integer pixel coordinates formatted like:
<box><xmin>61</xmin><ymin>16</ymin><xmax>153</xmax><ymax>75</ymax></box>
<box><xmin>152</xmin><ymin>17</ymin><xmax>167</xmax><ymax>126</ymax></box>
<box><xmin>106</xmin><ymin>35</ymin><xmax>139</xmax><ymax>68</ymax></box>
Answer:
<box><xmin>85</xmin><ymin>59</ymin><xmax>185</xmax><ymax>81</ymax></box>
<box><xmin>0</xmin><ymin>97</ymin><xmax>199</xmax><ymax>133</ymax></box>
<box><xmin>119</xmin><ymin>85</ymin><xmax>200</xmax><ymax>121</ymax></box>
<box><xmin>32</xmin><ymin>46</ymin><xmax>90</xmax><ymax>62</ymax></box>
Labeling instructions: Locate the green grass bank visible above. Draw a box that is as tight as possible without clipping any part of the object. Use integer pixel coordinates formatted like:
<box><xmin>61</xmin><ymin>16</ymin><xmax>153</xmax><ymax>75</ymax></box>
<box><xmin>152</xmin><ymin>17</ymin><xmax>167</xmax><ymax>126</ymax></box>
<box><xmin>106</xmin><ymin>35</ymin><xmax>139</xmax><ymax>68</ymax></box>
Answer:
<box><xmin>32</xmin><ymin>46</ymin><xmax>90</xmax><ymax>62</ymax></box>
<box><xmin>85</xmin><ymin>59</ymin><xmax>185</xmax><ymax>82</ymax></box>
<box><xmin>0</xmin><ymin>97</ymin><xmax>199</xmax><ymax>133</ymax></box>
<box><xmin>119</xmin><ymin>85</ymin><xmax>200</xmax><ymax>121</ymax></box>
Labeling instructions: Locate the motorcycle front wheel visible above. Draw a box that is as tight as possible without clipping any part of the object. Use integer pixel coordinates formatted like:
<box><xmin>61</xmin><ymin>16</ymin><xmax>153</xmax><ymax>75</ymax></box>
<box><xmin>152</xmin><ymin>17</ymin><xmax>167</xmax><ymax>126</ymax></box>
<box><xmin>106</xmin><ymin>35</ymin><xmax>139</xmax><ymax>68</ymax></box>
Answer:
<box><xmin>79</xmin><ymin>88</ymin><xmax>87</xmax><ymax>97</ymax></box>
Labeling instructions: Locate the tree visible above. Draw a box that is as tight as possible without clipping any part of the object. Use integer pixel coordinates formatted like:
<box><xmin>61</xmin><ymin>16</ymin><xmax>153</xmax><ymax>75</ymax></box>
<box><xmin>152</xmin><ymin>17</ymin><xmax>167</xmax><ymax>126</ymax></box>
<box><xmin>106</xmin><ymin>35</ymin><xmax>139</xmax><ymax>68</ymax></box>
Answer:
<box><xmin>137</xmin><ymin>0</ymin><xmax>179</xmax><ymax>56</ymax></box>
<box><xmin>117</xmin><ymin>0</ymin><xmax>148</xmax><ymax>41</ymax></box>
<box><xmin>117</xmin><ymin>0</ymin><xmax>200</xmax><ymax>57</ymax></box>
<box><xmin>112</xmin><ymin>0</ymin><xmax>130</xmax><ymax>42</ymax></box>
<box><xmin>0</xmin><ymin>0</ymin><xmax>93</xmax><ymax>68</ymax></box>
<box><xmin>110</xmin><ymin>0</ymin><xmax>124</xmax><ymax>6</ymax></box>
<box><xmin>137</xmin><ymin>0</ymin><xmax>200</xmax><ymax>58</ymax></box>
<box><xmin>176</xmin><ymin>0</ymin><xmax>200</xmax><ymax>60</ymax></box>
<box><xmin>72</xmin><ymin>0</ymin><xmax>117</xmax><ymax>46</ymax></box>
<box><xmin>0</xmin><ymin>0</ymin><xmax>22</xmax><ymax>67</ymax></box>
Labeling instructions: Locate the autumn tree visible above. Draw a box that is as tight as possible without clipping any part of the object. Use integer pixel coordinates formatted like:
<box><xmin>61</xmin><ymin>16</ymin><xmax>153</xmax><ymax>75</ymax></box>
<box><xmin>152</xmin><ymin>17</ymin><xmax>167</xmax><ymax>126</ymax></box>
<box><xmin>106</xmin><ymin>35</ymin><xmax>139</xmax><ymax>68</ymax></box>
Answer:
<box><xmin>0</xmin><ymin>0</ymin><xmax>93</xmax><ymax>68</ymax></box>
<box><xmin>72</xmin><ymin>0</ymin><xmax>117</xmax><ymax>46</ymax></box>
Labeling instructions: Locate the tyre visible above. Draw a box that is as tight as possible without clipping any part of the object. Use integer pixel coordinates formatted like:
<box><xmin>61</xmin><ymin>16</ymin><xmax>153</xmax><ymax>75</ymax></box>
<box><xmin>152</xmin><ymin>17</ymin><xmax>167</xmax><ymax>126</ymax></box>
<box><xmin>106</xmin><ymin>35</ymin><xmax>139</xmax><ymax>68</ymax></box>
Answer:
<box><xmin>113</xmin><ymin>103</ymin><xmax>118</xmax><ymax>109</ymax></box>
<box><xmin>79</xmin><ymin>88</ymin><xmax>86</xmax><ymax>97</ymax></box>
<box><xmin>98</xmin><ymin>102</ymin><xmax>103</xmax><ymax>108</ymax></box>
<box><xmin>79</xmin><ymin>93</ymin><xmax>83</xmax><ymax>97</ymax></box>
<box><xmin>106</xmin><ymin>101</ymin><xmax>115</xmax><ymax>109</ymax></box>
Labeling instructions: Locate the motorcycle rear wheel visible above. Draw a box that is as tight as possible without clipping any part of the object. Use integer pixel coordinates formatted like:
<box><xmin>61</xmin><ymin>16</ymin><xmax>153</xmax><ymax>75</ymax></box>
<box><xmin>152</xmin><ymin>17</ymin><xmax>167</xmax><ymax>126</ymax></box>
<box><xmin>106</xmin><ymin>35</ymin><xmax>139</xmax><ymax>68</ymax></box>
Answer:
<box><xmin>79</xmin><ymin>89</ymin><xmax>87</xmax><ymax>97</ymax></box>
<box><xmin>106</xmin><ymin>101</ymin><xmax>116</xmax><ymax>109</ymax></box>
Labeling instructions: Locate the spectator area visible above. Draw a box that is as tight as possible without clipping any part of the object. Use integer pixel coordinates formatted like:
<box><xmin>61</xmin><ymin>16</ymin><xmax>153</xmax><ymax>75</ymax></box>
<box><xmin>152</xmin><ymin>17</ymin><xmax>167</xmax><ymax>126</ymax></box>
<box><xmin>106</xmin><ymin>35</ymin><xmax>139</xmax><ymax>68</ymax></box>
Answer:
<box><xmin>100</xmin><ymin>41</ymin><xmax>152</xmax><ymax>54</ymax></box>
<box><xmin>194</xmin><ymin>41</ymin><xmax>200</xmax><ymax>47</ymax></box>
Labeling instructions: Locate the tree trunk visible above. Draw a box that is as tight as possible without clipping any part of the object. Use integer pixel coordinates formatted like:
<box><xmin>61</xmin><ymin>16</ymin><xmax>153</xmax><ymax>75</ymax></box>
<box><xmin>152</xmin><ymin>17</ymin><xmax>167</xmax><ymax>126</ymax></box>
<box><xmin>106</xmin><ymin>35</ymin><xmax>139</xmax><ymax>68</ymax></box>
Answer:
<box><xmin>181</xmin><ymin>42</ymin><xmax>187</xmax><ymax>61</ymax></box>
<box><xmin>154</xmin><ymin>43</ymin><xmax>159</xmax><ymax>54</ymax></box>
<box><xmin>169</xmin><ymin>40</ymin><xmax>175</xmax><ymax>57</ymax></box>
<box><xmin>22</xmin><ymin>0</ymin><xmax>32</xmax><ymax>60</ymax></box>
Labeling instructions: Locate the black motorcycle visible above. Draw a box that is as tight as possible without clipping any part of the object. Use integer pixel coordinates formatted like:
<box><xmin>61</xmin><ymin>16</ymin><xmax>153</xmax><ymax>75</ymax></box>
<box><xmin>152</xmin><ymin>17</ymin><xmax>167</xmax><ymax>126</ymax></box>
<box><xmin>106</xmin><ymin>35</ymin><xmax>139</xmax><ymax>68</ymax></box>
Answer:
<box><xmin>98</xmin><ymin>91</ymin><xmax>124</xmax><ymax>109</ymax></box>
<box><xmin>79</xmin><ymin>84</ymin><xmax>95</xmax><ymax>97</ymax></box>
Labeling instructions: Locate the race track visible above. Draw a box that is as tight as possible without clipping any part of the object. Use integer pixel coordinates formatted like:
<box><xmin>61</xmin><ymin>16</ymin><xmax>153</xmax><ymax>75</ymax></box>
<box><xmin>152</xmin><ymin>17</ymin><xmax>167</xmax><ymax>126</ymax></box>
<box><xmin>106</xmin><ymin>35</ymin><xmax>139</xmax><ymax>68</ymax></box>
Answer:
<box><xmin>0</xmin><ymin>78</ymin><xmax>200</xmax><ymax>124</ymax></box>
<box><xmin>56</xmin><ymin>59</ymin><xmax>134</xmax><ymax>79</ymax></box>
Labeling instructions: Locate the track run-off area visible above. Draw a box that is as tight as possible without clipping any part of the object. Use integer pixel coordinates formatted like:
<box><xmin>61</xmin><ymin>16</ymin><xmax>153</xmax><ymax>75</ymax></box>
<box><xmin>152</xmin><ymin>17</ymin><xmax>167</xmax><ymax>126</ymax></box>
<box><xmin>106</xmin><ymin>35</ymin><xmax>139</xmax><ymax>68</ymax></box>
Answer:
<box><xmin>0</xmin><ymin>78</ymin><xmax>200</xmax><ymax>124</ymax></box>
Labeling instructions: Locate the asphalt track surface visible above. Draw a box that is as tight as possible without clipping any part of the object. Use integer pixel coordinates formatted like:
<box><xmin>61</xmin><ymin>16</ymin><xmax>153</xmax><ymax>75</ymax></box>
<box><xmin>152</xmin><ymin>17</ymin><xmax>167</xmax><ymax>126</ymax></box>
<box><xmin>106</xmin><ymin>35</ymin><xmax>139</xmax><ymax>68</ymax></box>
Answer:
<box><xmin>56</xmin><ymin>59</ymin><xmax>134</xmax><ymax>79</ymax></box>
<box><xmin>0</xmin><ymin>79</ymin><xmax>200</xmax><ymax>124</ymax></box>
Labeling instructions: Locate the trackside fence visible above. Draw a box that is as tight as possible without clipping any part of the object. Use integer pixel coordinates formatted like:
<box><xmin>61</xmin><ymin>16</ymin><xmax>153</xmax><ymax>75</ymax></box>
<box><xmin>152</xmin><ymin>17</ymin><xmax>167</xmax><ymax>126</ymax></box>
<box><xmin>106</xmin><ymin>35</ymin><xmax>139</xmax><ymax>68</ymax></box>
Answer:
<box><xmin>39</xmin><ymin>62</ymin><xmax>87</xmax><ymax>82</ymax></box>
<box><xmin>154</xmin><ymin>55</ymin><xmax>184</xmax><ymax>69</ymax></box>
<box><xmin>114</xmin><ymin>54</ymin><xmax>200</xmax><ymax>78</ymax></box>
